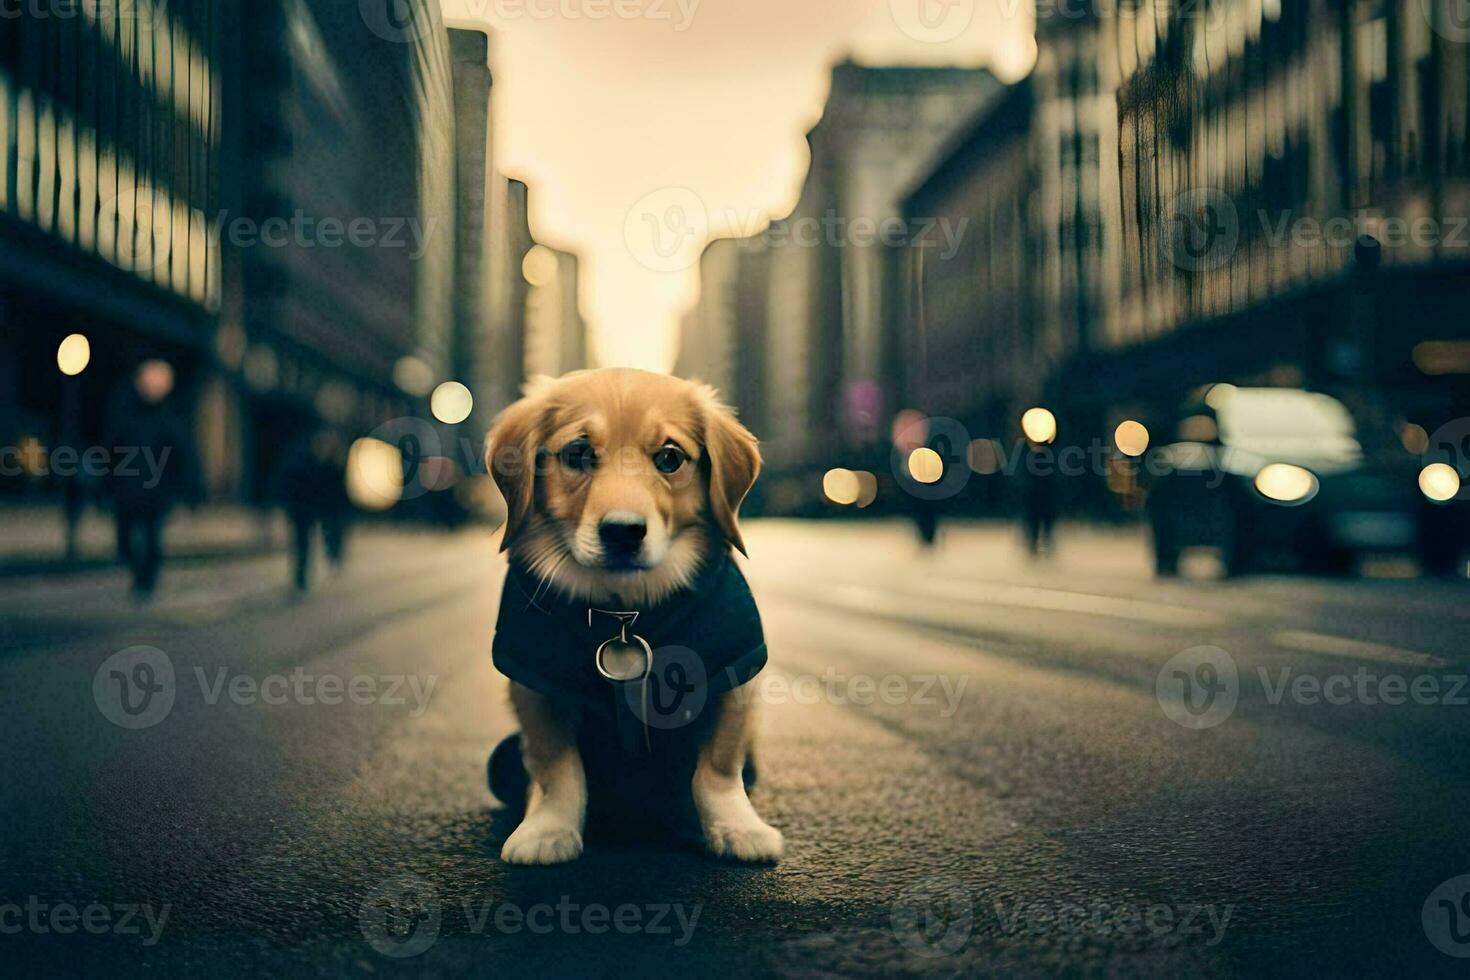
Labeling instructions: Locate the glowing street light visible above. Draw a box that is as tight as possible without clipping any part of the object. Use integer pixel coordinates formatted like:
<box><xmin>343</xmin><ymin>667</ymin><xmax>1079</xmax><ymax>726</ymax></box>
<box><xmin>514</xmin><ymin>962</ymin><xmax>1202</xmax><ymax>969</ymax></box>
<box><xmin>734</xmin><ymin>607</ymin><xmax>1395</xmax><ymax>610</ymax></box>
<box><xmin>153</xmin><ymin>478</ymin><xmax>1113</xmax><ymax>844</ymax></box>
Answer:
<box><xmin>57</xmin><ymin>334</ymin><xmax>91</xmax><ymax>376</ymax></box>
<box><xmin>1114</xmin><ymin>420</ymin><xmax>1150</xmax><ymax>457</ymax></box>
<box><xmin>822</xmin><ymin>468</ymin><xmax>861</xmax><ymax>505</ymax></box>
<box><xmin>431</xmin><ymin>381</ymin><xmax>473</xmax><ymax>425</ymax></box>
<box><xmin>1020</xmin><ymin>407</ymin><xmax>1057</xmax><ymax>445</ymax></box>
<box><xmin>907</xmin><ymin>447</ymin><xmax>944</xmax><ymax>484</ymax></box>
<box><xmin>1420</xmin><ymin>463</ymin><xmax>1461</xmax><ymax>503</ymax></box>
<box><xmin>393</xmin><ymin>355</ymin><xmax>435</xmax><ymax>397</ymax></box>
<box><xmin>347</xmin><ymin>437</ymin><xmax>404</xmax><ymax>511</ymax></box>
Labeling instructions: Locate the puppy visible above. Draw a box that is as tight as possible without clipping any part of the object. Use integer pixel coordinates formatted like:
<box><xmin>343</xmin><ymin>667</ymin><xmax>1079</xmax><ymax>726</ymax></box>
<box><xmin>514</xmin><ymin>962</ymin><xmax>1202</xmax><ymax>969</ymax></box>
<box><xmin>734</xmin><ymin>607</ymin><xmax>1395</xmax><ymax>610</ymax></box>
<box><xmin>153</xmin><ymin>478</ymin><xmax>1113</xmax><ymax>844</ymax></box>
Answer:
<box><xmin>485</xmin><ymin>368</ymin><xmax>783</xmax><ymax>865</ymax></box>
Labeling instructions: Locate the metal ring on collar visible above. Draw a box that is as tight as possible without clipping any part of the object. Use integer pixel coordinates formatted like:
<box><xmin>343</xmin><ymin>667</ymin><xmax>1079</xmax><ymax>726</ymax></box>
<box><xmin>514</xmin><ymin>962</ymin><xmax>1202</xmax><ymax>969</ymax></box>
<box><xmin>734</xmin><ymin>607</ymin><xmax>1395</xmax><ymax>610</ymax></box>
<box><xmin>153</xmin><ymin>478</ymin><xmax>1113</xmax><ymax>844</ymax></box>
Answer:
<box><xmin>595</xmin><ymin>632</ymin><xmax>653</xmax><ymax>683</ymax></box>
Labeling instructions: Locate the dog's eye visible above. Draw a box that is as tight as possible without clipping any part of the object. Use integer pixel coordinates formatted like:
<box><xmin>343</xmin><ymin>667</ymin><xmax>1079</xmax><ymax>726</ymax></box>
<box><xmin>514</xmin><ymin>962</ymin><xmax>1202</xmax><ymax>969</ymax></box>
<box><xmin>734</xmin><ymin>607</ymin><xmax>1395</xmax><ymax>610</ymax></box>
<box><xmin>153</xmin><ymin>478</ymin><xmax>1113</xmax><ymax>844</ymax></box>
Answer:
<box><xmin>652</xmin><ymin>445</ymin><xmax>687</xmax><ymax>475</ymax></box>
<box><xmin>558</xmin><ymin>439</ymin><xmax>597</xmax><ymax>472</ymax></box>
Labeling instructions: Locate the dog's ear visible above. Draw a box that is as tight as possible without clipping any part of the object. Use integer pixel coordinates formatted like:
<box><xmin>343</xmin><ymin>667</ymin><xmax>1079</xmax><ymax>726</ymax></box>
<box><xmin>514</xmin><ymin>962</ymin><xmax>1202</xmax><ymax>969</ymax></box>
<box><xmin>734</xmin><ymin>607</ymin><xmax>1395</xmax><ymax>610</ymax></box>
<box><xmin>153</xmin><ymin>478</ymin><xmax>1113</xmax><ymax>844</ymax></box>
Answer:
<box><xmin>485</xmin><ymin>394</ymin><xmax>544</xmax><ymax>553</ymax></box>
<box><xmin>697</xmin><ymin>387</ymin><xmax>761</xmax><ymax>557</ymax></box>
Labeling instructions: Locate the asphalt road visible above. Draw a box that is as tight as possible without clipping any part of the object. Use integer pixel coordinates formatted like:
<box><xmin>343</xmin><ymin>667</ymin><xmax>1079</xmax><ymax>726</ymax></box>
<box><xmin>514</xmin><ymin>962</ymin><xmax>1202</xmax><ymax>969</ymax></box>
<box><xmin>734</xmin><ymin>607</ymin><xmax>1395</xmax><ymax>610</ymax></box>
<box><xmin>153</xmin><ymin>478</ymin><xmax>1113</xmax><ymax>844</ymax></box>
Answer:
<box><xmin>1</xmin><ymin>519</ymin><xmax>1468</xmax><ymax>977</ymax></box>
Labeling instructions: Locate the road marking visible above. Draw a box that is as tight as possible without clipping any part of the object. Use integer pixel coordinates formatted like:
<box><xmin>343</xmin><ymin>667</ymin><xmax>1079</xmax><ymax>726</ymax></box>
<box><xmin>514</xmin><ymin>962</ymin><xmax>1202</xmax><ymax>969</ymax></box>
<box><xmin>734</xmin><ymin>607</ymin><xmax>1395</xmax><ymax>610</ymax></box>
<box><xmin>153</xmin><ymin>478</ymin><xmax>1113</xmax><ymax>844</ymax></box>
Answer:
<box><xmin>917</xmin><ymin>577</ymin><xmax>1225</xmax><ymax>627</ymax></box>
<box><xmin>816</xmin><ymin>579</ymin><xmax>1226</xmax><ymax>630</ymax></box>
<box><xmin>1272</xmin><ymin>630</ymin><xmax>1448</xmax><ymax>668</ymax></box>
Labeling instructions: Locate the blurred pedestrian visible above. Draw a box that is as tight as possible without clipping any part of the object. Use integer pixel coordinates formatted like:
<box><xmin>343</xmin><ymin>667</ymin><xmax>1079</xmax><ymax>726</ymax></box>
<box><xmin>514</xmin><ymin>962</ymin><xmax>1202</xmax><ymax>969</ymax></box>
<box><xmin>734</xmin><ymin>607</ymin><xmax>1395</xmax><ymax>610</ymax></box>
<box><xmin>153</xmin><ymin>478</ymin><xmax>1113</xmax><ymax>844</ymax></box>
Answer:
<box><xmin>103</xmin><ymin>359</ymin><xmax>197</xmax><ymax>598</ymax></box>
<box><xmin>910</xmin><ymin>495</ymin><xmax>940</xmax><ymax>548</ymax></box>
<box><xmin>1021</xmin><ymin>441</ymin><xmax>1058</xmax><ymax>557</ymax></box>
<box><xmin>274</xmin><ymin>427</ymin><xmax>350</xmax><ymax>593</ymax></box>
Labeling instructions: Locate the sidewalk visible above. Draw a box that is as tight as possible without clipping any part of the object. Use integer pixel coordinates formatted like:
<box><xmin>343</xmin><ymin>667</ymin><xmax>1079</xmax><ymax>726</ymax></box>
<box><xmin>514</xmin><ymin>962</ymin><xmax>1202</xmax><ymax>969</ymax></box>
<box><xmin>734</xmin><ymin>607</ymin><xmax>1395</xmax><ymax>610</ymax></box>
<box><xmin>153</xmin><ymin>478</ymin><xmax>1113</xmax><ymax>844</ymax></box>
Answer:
<box><xmin>0</xmin><ymin>503</ymin><xmax>288</xmax><ymax>576</ymax></box>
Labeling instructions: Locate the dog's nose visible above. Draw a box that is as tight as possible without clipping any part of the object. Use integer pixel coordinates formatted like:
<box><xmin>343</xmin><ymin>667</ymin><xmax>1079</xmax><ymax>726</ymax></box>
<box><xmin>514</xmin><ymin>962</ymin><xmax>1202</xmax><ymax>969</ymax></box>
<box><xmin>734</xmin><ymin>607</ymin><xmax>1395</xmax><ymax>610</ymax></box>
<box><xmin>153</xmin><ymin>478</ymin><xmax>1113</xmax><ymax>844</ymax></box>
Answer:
<box><xmin>598</xmin><ymin>517</ymin><xmax>647</xmax><ymax>555</ymax></box>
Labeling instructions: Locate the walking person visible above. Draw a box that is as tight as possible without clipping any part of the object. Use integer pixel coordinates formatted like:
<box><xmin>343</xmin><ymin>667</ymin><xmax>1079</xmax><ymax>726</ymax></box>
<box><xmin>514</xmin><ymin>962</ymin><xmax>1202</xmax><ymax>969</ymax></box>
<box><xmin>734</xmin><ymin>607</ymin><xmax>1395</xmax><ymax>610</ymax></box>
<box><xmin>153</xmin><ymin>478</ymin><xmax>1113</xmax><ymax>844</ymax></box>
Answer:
<box><xmin>910</xmin><ymin>494</ymin><xmax>941</xmax><ymax>549</ymax></box>
<box><xmin>103</xmin><ymin>359</ymin><xmax>197</xmax><ymax>599</ymax></box>
<box><xmin>274</xmin><ymin>427</ymin><xmax>350</xmax><ymax>593</ymax></box>
<box><xmin>1020</xmin><ymin>441</ymin><xmax>1059</xmax><ymax>558</ymax></box>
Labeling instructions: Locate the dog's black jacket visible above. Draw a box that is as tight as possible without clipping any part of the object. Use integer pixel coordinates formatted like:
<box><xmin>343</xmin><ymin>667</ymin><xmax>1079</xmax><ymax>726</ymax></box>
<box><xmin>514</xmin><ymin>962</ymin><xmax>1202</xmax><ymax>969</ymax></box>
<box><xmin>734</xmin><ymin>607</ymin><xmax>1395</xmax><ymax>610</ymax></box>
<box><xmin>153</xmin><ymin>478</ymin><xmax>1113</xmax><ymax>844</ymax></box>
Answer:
<box><xmin>493</xmin><ymin>549</ymin><xmax>767</xmax><ymax>708</ymax></box>
<box><xmin>491</xmin><ymin>550</ymin><xmax>766</xmax><ymax>838</ymax></box>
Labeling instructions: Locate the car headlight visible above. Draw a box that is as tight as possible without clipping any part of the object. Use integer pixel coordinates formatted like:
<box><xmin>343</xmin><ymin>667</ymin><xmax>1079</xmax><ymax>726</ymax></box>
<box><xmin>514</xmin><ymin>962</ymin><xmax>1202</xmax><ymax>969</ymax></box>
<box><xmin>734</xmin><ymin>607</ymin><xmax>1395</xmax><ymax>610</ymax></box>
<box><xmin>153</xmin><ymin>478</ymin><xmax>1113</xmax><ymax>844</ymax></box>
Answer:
<box><xmin>1419</xmin><ymin>463</ymin><xmax>1462</xmax><ymax>503</ymax></box>
<box><xmin>1254</xmin><ymin>463</ymin><xmax>1319</xmax><ymax>504</ymax></box>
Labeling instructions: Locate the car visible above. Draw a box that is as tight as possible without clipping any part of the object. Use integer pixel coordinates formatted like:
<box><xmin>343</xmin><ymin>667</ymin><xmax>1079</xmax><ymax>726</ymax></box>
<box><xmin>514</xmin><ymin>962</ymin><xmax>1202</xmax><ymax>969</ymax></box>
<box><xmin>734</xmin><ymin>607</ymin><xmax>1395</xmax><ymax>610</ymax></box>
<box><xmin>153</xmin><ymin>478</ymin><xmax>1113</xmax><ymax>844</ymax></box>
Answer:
<box><xmin>1145</xmin><ymin>386</ymin><xmax>1466</xmax><ymax>577</ymax></box>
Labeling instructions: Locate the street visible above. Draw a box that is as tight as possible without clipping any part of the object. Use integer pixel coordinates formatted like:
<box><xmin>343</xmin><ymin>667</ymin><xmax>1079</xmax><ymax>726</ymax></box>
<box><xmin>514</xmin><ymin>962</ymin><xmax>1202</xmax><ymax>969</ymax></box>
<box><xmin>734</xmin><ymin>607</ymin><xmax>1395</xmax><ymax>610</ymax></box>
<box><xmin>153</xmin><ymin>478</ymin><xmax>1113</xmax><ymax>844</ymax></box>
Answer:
<box><xmin>1</xmin><ymin>520</ymin><xmax>1467</xmax><ymax>976</ymax></box>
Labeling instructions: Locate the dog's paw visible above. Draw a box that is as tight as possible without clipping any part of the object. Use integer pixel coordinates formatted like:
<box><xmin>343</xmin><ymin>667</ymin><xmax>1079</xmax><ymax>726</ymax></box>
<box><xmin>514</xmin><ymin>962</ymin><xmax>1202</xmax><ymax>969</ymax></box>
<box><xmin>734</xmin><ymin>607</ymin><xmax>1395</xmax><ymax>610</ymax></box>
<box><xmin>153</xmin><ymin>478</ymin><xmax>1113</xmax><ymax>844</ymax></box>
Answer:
<box><xmin>501</xmin><ymin>822</ymin><xmax>584</xmax><ymax>865</ymax></box>
<box><xmin>704</xmin><ymin>820</ymin><xmax>784</xmax><ymax>863</ymax></box>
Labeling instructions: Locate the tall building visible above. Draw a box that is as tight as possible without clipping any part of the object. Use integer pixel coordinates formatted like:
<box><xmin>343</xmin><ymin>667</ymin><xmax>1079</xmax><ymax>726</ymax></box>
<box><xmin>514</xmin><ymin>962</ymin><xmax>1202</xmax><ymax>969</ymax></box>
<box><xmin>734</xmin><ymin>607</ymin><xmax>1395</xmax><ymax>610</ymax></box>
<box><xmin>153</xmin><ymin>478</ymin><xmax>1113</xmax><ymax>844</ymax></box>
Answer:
<box><xmin>449</xmin><ymin>27</ymin><xmax>495</xmax><ymax>436</ymax></box>
<box><xmin>901</xmin><ymin>80</ymin><xmax>1038</xmax><ymax>444</ymax></box>
<box><xmin>485</xmin><ymin>177</ymin><xmax>589</xmax><ymax>411</ymax></box>
<box><xmin>486</xmin><ymin>175</ymin><xmax>534</xmax><ymax>412</ymax></box>
<box><xmin>688</xmin><ymin>62</ymin><xmax>998</xmax><ymax>512</ymax></box>
<box><xmin>219</xmin><ymin>0</ymin><xmax>458</xmax><ymax>499</ymax></box>
<box><xmin>675</xmin><ymin>233</ymin><xmax>771</xmax><ymax>502</ymax></box>
<box><xmin>522</xmin><ymin>243</ymin><xmax>587</xmax><ymax>380</ymax></box>
<box><xmin>0</xmin><ymin>0</ymin><xmax>477</xmax><ymax>503</ymax></box>
<box><xmin>0</xmin><ymin>0</ymin><xmax>226</xmax><ymax>492</ymax></box>
<box><xmin>675</xmin><ymin>237</ymin><xmax>747</xmax><ymax>398</ymax></box>
<box><xmin>811</xmin><ymin>62</ymin><xmax>999</xmax><ymax>450</ymax></box>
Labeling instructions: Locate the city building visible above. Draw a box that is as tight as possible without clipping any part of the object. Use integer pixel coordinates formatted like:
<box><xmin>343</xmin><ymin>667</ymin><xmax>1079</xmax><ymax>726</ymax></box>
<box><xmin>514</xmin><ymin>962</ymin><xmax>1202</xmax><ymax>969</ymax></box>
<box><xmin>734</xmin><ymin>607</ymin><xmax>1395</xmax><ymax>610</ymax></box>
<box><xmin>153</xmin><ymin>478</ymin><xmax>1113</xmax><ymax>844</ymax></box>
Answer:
<box><xmin>1090</xmin><ymin>0</ymin><xmax>1470</xmax><ymax>441</ymax></box>
<box><xmin>486</xmin><ymin>175</ymin><xmax>534</xmax><ymax>411</ymax></box>
<box><xmin>0</xmin><ymin>0</ymin><xmax>226</xmax><ymax>495</ymax></box>
<box><xmin>703</xmin><ymin>62</ymin><xmax>998</xmax><ymax>513</ymax></box>
<box><xmin>675</xmin><ymin>233</ymin><xmax>770</xmax><ymax>502</ymax></box>
<box><xmin>812</xmin><ymin>63</ymin><xmax>999</xmax><ymax>450</ymax></box>
<box><xmin>675</xmin><ymin>237</ymin><xmax>748</xmax><ymax>400</ymax></box>
<box><xmin>449</xmin><ymin>26</ymin><xmax>496</xmax><ymax>438</ymax></box>
<box><xmin>899</xmin><ymin>0</ymin><xmax>1470</xmax><ymax>515</ymax></box>
<box><xmin>901</xmin><ymin>79</ymin><xmax>1038</xmax><ymax>450</ymax></box>
<box><xmin>0</xmin><ymin>0</ymin><xmax>500</xmax><ymax>506</ymax></box>
<box><xmin>485</xmin><ymin>177</ymin><xmax>590</xmax><ymax>409</ymax></box>
<box><xmin>522</xmin><ymin>243</ymin><xmax>587</xmax><ymax>380</ymax></box>
<box><xmin>218</xmin><ymin>0</ymin><xmax>458</xmax><ymax>500</ymax></box>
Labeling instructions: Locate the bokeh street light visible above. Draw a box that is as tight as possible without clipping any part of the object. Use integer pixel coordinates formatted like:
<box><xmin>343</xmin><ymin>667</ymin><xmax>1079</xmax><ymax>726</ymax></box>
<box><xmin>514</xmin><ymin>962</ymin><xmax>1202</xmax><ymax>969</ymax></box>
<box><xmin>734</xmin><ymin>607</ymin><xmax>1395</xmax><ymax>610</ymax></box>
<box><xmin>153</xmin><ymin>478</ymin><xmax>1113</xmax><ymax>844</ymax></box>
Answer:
<box><xmin>393</xmin><ymin>355</ymin><xmax>435</xmax><ymax>398</ymax></box>
<box><xmin>346</xmin><ymin>437</ymin><xmax>404</xmax><ymax>511</ymax></box>
<box><xmin>1419</xmin><ymin>463</ymin><xmax>1461</xmax><ymax>502</ymax></box>
<box><xmin>56</xmin><ymin>333</ymin><xmax>91</xmax><ymax>376</ymax></box>
<box><xmin>1020</xmin><ymin>407</ymin><xmax>1057</xmax><ymax>445</ymax></box>
<box><xmin>1399</xmin><ymin>422</ymin><xmax>1429</xmax><ymax>455</ymax></box>
<box><xmin>822</xmin><ymin>468</ymin><xmax>861</xmax><ymax>505</ymax></box>
<box><xmin>431</xmin><ymin>382</ymin><xmax>474</xmax><ymax>424</ymax></box>
<box><xmin>907</xmin><ymin>447</ymin><xmax>944</xmax><ymax>484</ymax></box>
<box><xmin>1114</xmin><ymin>420</ymin><xmax>1150</xmax><ymax>457</ymax></box>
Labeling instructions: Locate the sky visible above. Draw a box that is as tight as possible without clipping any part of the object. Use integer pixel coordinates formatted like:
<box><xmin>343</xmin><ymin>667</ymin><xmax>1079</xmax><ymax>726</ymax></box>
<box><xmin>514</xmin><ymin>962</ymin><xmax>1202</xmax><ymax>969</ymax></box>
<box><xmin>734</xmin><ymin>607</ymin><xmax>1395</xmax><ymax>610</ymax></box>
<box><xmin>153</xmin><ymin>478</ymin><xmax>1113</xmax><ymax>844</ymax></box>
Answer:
<box><xmin>440</xmin><ymin>0</ymin><xmax>1037</xmax><ymax>372</ymax></box>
